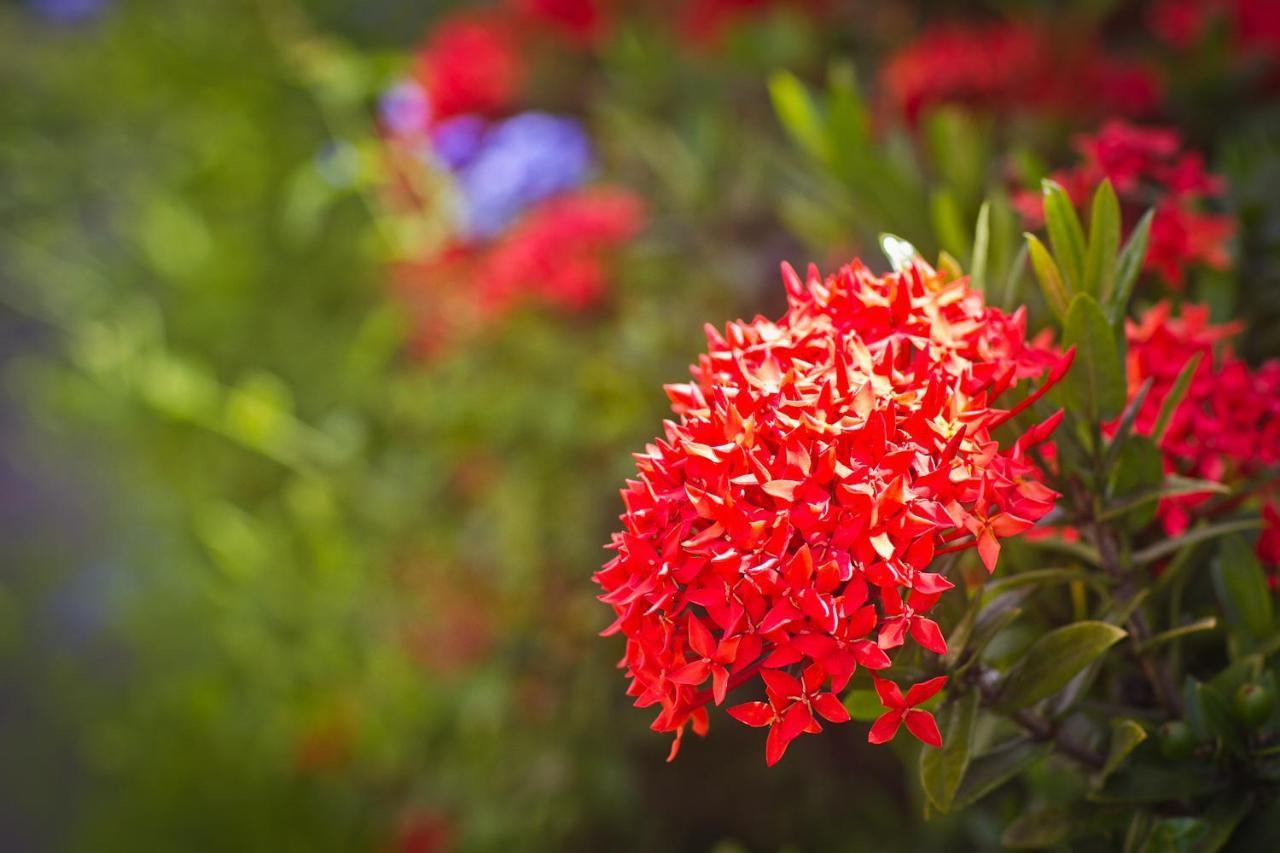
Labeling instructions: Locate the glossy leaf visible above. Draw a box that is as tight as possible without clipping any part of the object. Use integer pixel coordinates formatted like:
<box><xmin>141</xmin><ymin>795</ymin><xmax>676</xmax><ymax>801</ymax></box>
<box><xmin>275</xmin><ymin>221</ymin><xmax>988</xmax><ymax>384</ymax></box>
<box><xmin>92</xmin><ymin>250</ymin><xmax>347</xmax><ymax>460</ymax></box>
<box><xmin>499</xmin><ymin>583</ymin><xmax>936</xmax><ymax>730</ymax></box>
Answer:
<box><xmin>1095</xmin><ymin>719</ymin><xmax>1147</xmax><ymax>788</ymax></box>
<box><xmin>1063</xmin><ymin>292</ymin><xmax>1127</xmax><ymax>423</ymax></box>
<box><xmin>996</xmin><ymin>622</ymin><xmax>1127</xmax><ymax>712</ymax></box>
<box><xmin>1043</xmin><ymin>179</ymin><xmax>1087</xmax><ymax>291</ymax></box>
<box><xmin>952</xmin><ymin>737</ymin><xmax>1052</xmax><ymax>810</ymax></box>
<box><xmin>1083</xmin><ymin>179</ymin><xmax>1120</xmax><ymax>299</ymax></box>
<box><xmin>1025</xmin><ymin>233</ymin><xmax>1071</xmax><ymax>320</ymax></box>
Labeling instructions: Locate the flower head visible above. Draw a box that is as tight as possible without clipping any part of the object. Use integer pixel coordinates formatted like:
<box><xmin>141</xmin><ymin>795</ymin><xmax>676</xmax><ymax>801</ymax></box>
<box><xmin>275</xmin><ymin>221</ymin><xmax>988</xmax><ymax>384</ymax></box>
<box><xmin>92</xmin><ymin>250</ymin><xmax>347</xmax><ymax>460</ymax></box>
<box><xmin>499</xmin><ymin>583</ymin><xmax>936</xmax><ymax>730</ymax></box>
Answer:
<box><xmin>596</xmin><ymin>258</ymin><xmax>1068</xmax><ymax>763</ymax></box>
<box><xmin>416</xmin><ymin>13</ymin><xmax>525</xmax><ymax>121</ymax></box>
<box><xmin>446</xmin><ymin>112</ymin><xmax>596</xmax><ymax>241</ymax></box>
<box><xmin>511</xmin><ymin>0</ymin><xmax>610</xmax><ymax>46</ymax></box>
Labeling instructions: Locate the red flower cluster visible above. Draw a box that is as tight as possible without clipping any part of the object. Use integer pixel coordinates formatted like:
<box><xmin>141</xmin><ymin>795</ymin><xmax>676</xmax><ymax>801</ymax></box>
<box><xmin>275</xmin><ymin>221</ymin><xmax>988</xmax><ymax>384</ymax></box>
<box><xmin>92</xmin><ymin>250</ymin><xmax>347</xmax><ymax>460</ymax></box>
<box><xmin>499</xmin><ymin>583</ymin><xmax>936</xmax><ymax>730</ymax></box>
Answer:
<box><xmin>1149</xmin><ymin>0</ymin><xmax>1280</xmax><ymax>58</ymax></box>
<box><xmin>881</xmin><ymin>22</ymin><xmax>1162</xmax><ymax>125</ymax></box>
<box><xmin>1018</xmin><ymin>122</ymin><xmax>1235</xmax><ymax>288</ymax></box>
<box><xmin>512</xmin><ymin>0</ymin><xmax>610</xmax><ymax>46</ymax></box>
<box><xmin>595</xmin><ymin>258</ymin><xmax>1071</xmax><ymax>764</ymax></box>
<box><xmin>394</xmin><ymin>189</ymin><xmax>644</xmax><ymax>356</ymax></box>
<box><xmin>1118</xmin><ymin>301</ymin><xmax>1280</xmax><ymax>534</ymax></box>
<box><xmin>416</xmin><ymin>13</ymin><xmax>525</xmax><ymax>120</ymax></box>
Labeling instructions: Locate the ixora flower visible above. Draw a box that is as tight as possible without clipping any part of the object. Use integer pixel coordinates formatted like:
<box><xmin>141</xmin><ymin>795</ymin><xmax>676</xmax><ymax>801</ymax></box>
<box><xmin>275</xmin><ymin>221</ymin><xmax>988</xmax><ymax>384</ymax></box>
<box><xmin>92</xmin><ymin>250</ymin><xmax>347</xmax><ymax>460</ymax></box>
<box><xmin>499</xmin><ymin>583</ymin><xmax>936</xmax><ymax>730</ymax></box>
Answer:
<box><xmin>415</xmin><ymin>13</ymin><xmax>525</xmax><ymax>121</ymax></box>
<box><xmin>881</xmin><ymin>22</ymin><xmax>1161</xmax><ymax>125</ymax></box>
<box><xmin>1017</xmin><ymin>122</ymin><xmax>1235</xmax><ymax>289</ymax></box>
<box><xmin>1117</xmin><ymin>302</ymin><xmax>1280</xmax><ymax>535</ymax></box>
<box><xmin>595</xmin><ymin>257</ymin><xmax>1071</xmax><ymax>765</ymax></box>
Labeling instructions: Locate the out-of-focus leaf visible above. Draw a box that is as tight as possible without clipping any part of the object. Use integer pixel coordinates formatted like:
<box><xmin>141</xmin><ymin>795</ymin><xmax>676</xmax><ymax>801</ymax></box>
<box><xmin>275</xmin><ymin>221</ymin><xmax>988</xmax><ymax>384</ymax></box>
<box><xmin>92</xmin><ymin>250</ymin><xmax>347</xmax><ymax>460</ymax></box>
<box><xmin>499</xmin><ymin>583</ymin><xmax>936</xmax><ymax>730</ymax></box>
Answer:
<box><xmin>1002</xmin><ymin>807</ymin><xmax>1071</xmax><ymax>849</ymax></box>
<box><xmin>930</xmin><ymin>189</ymin><xmax>968</xmax><ymax>261</ymax></box>
<box><xmin>919</xmin><ymin>690</ymin><xmax>980</xmax><ymax>814</ymax></box>
<box><xmin>1137</xmin><ymin>618</ymin><xmax>1219</xmax><ymax>653</ymax></box>
<box><xmin>880</xmin><ymin>233</ymin><xmax>920</xmax><ymax>272</ymax></box>
<box><xmin>1110</xmin><ymin>208</ymin><xmax>1154</xmax><ymax>321</ymax></box>
<box><xmin>1043</xmin><ymin>179</ymin><xmax>1087</xmax><ymax>291</ymax></box>
<box><xmin>996</xmin><ymin>622</ymin><xmax>1126</xmax><ymax>712</ymax></box>
<box><xmin>1101</xmin><ymin>476</ymin><xmax>1229</xmax><ymax>524</ymax></box>
<box><xmin>1150</xmin><ymin>352</ymin><xmax>1203</xmax><ymax>444</ymax></box>
<box><xmin>1025</xmin><ymin>233</ymin><xmax>1071</xmax><ymax>320</ymax></box>
<box><xmin>1094</xmin><ymin>719</ymin><xmax>1147</xmax><ymax>788</ymax></box>
<box><xmin>844</xmin><ymin>689</ymin><xmax>883</xmax><ymax>721</ymax></box>
<box><xmin>1108</xmin><ymin>436</ymin><xmax>1165</xmax><ymax>530</ymax></box>
<box><xmin>1135</xmin><ymin>519</ymin><xmax>1265</xmax><ymax>567</ymax></box>
<box><xmin>1211</xmin><ymin>535</ymin><xmax>1274</xmax><ymax>644</ymax></box>
<box><xmin>1063</xmin><ymin>292</ymin><xmax>1127</xmax><ymax>423</ymax></box>
<box><xmin>1083</xmin><ymin>179</ymin><xmax>1120</xmax><ymax>299</ymax></box>
<box><xmin>1091</xmin><ymin>761</ymin><xmax>1225</xmax><ymax>804</ymax></box>
<box><xmin>970</xmin><ymin>201</ymin><xmax>990</xmax><ymax>291</ymax></box>
<box><xmin>769</xmin><ymin>70</ymin><xmax>829</xmax><ymax>164</ymax></box>
<box><xmin>952</xmin><ymin>737</ymin><xmax>1052</xmax><ymax>810</ymax></box>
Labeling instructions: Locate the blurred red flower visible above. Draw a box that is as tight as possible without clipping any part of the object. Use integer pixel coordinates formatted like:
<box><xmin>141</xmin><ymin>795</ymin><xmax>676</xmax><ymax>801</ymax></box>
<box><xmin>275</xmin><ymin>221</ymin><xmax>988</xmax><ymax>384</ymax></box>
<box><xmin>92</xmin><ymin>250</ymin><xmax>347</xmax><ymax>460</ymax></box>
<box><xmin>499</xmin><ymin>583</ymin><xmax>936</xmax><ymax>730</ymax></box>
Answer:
<box><xmin>416</xmin><ymin>13</ymin><xmax>525</xmax><ymax>120</ymax></box>
<box><xmin>511</xmin><ymin>0</ymin><xmax>610</xmax><ymax>46</ymax></box>
<box><xmin>596</xmin><ymin>258</ymin><xmax>1069</xmax><ymax>764</ymax></box>
<box><xmin>1018</xmin><ymin>121</ymin><xmax>1235</xmax><ymax>289</ymax></box>
<box><xmin>882</xmin><ymin>22</ymin><xmax>1162</xmax><ymax>124</ymax></box>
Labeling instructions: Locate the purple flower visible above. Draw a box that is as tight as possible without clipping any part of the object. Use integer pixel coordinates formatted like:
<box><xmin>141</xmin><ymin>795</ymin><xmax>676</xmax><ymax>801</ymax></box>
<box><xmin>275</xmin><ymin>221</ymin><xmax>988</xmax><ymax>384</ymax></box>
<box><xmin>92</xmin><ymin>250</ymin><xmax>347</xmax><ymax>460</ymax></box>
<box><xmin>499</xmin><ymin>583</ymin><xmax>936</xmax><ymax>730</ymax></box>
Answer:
<box><xmin>450</xmin><ymin>112</ymin><xmax>595</xmax><ymax>241</ymax></box>
<box><xmin>430</xmin><ymin>115</ymin><xmax>489</xmax><ymax>172</ymax></box>
<box><xmin>27</xmin><ymin>0</ymin><xmax>108</xmax><ymax>23</ymax></box>
<box><xmin>379</xmin><ymin>79</ymin><xmax>432</xmax><ymax>137</ymax></box>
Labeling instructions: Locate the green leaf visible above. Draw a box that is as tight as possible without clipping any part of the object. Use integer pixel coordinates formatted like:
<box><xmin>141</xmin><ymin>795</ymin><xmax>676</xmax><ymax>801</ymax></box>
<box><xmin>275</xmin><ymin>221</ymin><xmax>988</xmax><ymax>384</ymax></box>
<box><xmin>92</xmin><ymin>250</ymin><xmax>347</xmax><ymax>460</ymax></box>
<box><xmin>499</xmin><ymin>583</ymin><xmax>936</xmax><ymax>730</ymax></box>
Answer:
<box><xmin>1043</xmin><ymin>179</ymin><xmax>1088</xmax><ymax>291</ymax></box>
<box><xmin>1108</xmin><ymin>436</ymin><xmax>1166</xmax><ymax>530</ymax></box>
<box><xmin>996</xmin><ymin>621</ymin><xmax>1127</xmax><ymax>712</ymax></box>
<box><xmin>1105</xmin><ymin>377</ymin><xmax>1154</xmax><ymax>469</ymax></box>
<box><xmin>952</xmin><ymin>737</ymin><xmax>1052</xmax><ymax>809</ymax></box>
<box><xmin>1212</xmin><ymin>535</ymin><xmax>1274</xmax><ymax>643</ymax></box>
<box><xmin>1134</xmin><ymin>518</ymin><xmax>1265</xmax><ymax>567</ymax></box>
<box><xmin>1151</xmin><ymin>352</ymin><xmax>1203</xmax><ymax>444</ymax></box>
<box><xmin>844</xmin><ymin>689</ymin><xmax>883</xmax><ymax>721</ymax></box>
<box><xmin>1095</xmin><ymin>719</ymin><xmax>1148</xmax><ymax>788</ymax></box>
<box><xmin>919</xmin><ymin>690</ymin><xmax>980</xmax><ymax>814</ymax></box>
<box><xmin>970</xmin><ymin>201</ymin><xmax>990</xmax><ymax>292</ymax></box>
<box><xmin>1100</xmin><ymin>475</ymin><xmax>1229</xmax><ymax>524</ymax></box>
<box><xmin>769</xmin><ymin>71</ymin><xmax>829</xmax><ymax>164</ymax></box>
<box><xmin>1083</xmin><ymin>179</ymin><xmax>1121</xmax><ymax>299</ymax></box>
<box><xmin>929</xmin><ymin>189</ymin><xmax>968</xmax><ymax>261</ymax></box>
<box><xmin>1137</xmin><ymin>617</ymin><xmax>1219</xmax><ymax>653</ymax></box>
<box><xmin>1092</xmin><ymin>762</ymin><xmax>1225</xmax><ymax>804</ymax></box>
<box><xmin>1063</xmin><ymin>292</ymin><xmax>1128</xmax><ymax>423</ymax></box>
<box><xmin>1110</xmin><ymin>208</ymin><xmax>1154</xmax><ymax>321</ymax></box>
<box><xmin>1025</xmin><ymin>233</ymin><xmax>1071</xmax><ymax>320</ymax></box>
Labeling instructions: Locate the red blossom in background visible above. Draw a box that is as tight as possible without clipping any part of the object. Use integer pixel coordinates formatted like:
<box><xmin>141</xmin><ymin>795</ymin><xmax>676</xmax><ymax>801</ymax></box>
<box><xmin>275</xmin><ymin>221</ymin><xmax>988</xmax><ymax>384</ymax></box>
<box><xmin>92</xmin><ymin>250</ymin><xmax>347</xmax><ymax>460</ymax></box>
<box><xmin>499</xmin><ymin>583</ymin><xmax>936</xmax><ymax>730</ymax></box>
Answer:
<box><xmin>416</xmin><ymin>14</ymin><xmax>525</xmax><ymax>120</ymax></box>
<box><xmin>1149</xmin><ymin>0</ymin><xmax>1280</xmax><ymax>58</ymax></box>
<box><xmin>881</xmin><ymin>22</ymin><xmax>1162</xmax><ymax>125</ymax></box>
<box><xmin>595</xmin><ymin>258</ymin><xmax>1069</xmax><ymax>764</ymax></box>
<box><xmin>393</xmin><ymin>189</ymin><xmax>644</xmax><ymax>356</ymax></box>
<box><xmin>1017</xmin><ymin>121</ymin><xmax>1235</xmax><ymax>288</ymax></box>
<box><xmin>1115</xmin><ymin>302</ymin><xmax>1280</xmax><ymax>535</ymax></box>
<box><xmin>511</xmin><ymin>0</ymin><xmax>611</xmax><ymax>46</ymax></box>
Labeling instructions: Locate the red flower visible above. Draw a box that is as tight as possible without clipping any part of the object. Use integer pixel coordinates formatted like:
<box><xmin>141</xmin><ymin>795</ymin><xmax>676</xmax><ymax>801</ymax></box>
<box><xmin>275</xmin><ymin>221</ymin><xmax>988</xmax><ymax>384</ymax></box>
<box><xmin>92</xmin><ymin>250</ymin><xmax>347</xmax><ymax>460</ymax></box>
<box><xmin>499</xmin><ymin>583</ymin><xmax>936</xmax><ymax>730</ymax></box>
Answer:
<box><xmin>728</xmin><ymin>663</ymin><xmax>849</xmax><ymax>765</ymax></box>
<box><xmin>416</xmin><ymin>13</ymin><xmax>525</xmax><ymax>120</ymax></box>
<box><xmin>881</xmin><ymin>22</ymin><xmax>1161</xmax><ymax>125</ymax></box>
<box><xmin>1017</xmin><ymin>122</ymin><xmax>1235</xmax><ymax>289</ymax></box>
<box><xmin>867</xmin><ymin>675</ymin><xmax>948</xmax><ymax>747</ymax></box>
<box><xmin>596</xmin><ymin>258</ymin><xmax>1067</xmax><ymax>763</ymax></box>
<box><xmin>1114</xmin><ymin>302</ymin><xmax>1280</xmax><ymax>534</ymax></box>
<box><xmin>511</xmin><ymin>0</ymin><xmax>610</xmax><ymax>46</ymax></box>
<box><xmin>1260</xmin><ymin>503</ymin><xmax>1280</xmax><ymax>571</ymax></box>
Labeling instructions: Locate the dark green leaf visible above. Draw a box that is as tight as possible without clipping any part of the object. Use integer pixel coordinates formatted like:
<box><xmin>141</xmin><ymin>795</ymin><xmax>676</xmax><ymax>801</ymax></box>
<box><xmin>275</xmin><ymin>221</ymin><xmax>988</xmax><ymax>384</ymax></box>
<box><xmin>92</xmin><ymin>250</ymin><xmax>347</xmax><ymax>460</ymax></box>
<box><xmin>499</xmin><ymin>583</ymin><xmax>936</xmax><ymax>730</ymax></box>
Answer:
<box><xmin>1025</xmin><ymin>233</ymin><xmax>1071</xmax><ymax>320</ymax></box>
<box><xmin>1134</xmin><ymin>519</ymin><xmax>1265</xmax><ymax>567</ymax></box>
<box><xmin>1064</xmin><ymin>292</ymin><xmax>1127</xmax><ymax>422</ymax></box>
<box><xmin>919</xmin><ymin>690</ymin><xmax>980</xmax><ymax>814</ymax></box>
<box><xmin>1043</xmin><ymin>179</ymin><xmax>1088</xmax><ymax>291</ymax></box>
<box><xmin>1211</xmin><ymin>535</ymin><xmax>1274</xmax><ymax>643</ymax></box>
<box><xmin>952</xmin><ymin>737</ymin><xmax>1052</xmax><ymax>809</ymax></box>
<box><xmin>844</xmin><ymin>688</ymin><xmax>882</xmax><ymax>721</ymax></box>
<box><xmin>1002</xmin><ymin>807</ymin><xmax>1071</xmax><ymax>849</ymax></box>
<box><xmin>1084</xmin><ymin>179</ymin><xmax>1120</xmax><ymax>299</ymax></box>
<box><xmin>1095</xmin><ymin>719</ymin><xmax>1148</xmax><ymax>787</ymax></box>
<box><xmin>1108</xmin><ymin>436</ymin><xmax>1166</xmax><ymax>530</ymax></box>
<box><xmin>997</xmin><ymin>621</ymin><xmax>1127</xmax><ymax>712</ymax></box>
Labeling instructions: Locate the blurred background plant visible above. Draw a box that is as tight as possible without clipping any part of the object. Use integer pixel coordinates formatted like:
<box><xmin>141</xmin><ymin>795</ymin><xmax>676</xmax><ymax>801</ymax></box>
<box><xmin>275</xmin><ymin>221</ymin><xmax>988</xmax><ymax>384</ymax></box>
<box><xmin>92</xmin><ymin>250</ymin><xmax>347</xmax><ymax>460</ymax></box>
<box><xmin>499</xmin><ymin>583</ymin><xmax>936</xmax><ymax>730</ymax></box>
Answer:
<box><xmin>0</xmin><ymin>0</ymin><xmax>1277</xmax><ymax>850</ymax></box>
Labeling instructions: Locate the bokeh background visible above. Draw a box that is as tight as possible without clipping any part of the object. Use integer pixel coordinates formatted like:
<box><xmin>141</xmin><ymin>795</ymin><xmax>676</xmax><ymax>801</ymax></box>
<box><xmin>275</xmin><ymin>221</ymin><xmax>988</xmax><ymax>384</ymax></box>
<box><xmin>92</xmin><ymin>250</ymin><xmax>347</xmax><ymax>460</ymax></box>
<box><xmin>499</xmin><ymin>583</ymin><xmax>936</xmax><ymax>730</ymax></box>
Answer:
<box><xmin>1</xmin><ymin>0</ymin><xmax>1277</xmax><ymax>850</ymax></box>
